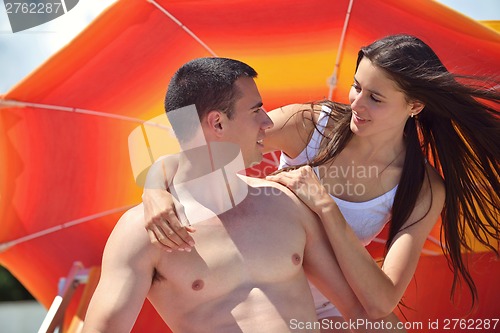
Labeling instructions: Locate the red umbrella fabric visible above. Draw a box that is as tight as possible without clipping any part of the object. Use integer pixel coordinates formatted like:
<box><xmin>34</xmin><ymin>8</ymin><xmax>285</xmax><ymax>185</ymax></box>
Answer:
<box><xmin>1</xmin><ymin>0</ymin><xmax>498</xmax><ymax>331</ymax></box>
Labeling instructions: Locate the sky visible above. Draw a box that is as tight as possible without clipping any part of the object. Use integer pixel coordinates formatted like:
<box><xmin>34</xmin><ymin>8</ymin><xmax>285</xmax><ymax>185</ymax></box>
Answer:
<box><xmin>0</xmin><ymin>0</ymin><xmax>116</xmax><ymax>93</ymax></box>
<box><xmin>437</xmin><ymin>0</ymin><xmax>500</xmax><ymax>20</ymax></box>
<box><xmin>0</xmin><ymin>0</ymin><xmax>499</xmax><ymax>94</ymax></box>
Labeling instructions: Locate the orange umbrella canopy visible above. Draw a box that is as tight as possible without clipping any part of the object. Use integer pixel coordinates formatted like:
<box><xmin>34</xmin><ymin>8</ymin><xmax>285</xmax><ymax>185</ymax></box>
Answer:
<box><xmin>1</xmin><ymin>0</ymin><xmax>499</xmax><ymax>331</ymax></box>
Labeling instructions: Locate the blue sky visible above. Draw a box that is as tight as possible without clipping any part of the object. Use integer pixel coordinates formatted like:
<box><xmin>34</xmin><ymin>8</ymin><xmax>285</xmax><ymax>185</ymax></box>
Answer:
<box><xmin>0</xmin><ymin>0</ymin><xmax>498</xmax><ymax>94</ymax></box>
<box><xmin>437</xmin><ymin>0</ymin><xmax>499</xmax><ymax>20</ymax></box>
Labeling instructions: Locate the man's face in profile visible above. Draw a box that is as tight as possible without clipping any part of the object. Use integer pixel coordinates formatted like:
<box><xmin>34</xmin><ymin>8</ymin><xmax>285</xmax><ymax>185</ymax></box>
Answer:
<box><xmin>222</xmin><ymin>77</ymin><xmax>273</xmax><ymax>168</ymax></box>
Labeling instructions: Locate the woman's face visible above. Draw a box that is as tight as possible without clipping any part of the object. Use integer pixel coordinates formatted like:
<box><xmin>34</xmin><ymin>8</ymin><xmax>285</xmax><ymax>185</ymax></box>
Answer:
<box><xmin>348</xmin><ymin>57</ymin><xmax>419</xmax><ymax>139</ymax></box>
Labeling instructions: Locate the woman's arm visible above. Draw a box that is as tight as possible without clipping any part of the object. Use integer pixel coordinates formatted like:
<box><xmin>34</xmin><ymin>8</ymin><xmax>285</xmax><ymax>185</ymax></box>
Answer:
<box><xmin>267</xmin><ymin>165</ymin><xmax>446</xmax><ymax>319</ymax></box>
<box><xmin>281</xmin><ymin>180</ymin><xmax>406</xmax><ymax>332</ymax></box>
<box><xmin>142</xmin><ymin>155</ymin><xmax>195</xmax><ymax>251</ymax></box>
<box><xmin>263</xmin><ymin>103</ymin><xmax>321</xmax><ymax>158</ymax></box>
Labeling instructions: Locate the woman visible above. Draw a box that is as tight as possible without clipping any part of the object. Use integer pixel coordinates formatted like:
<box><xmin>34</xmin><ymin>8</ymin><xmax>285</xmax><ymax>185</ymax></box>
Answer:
<box><xmin>142</xmin><ymin>34</ymin><xmax>500</xmax><ymax>328</ymax></box>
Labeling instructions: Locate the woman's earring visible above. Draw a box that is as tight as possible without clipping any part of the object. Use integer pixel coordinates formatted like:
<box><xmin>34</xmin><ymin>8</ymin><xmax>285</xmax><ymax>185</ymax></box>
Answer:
<box><xmin>410</xmin><ymin>113</ymin><xmax>415</xmax><ymax>118</ymax></box>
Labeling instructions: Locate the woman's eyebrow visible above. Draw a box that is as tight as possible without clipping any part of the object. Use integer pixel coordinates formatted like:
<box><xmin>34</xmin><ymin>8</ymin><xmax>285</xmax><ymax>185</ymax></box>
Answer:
<box><xmin>353</xmin><ymin>77</ymin><xmax>387</xmax><ymax>99</ymax></box>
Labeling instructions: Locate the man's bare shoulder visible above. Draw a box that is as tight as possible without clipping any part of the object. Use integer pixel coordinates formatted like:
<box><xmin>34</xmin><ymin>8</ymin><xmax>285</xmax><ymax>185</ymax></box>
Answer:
<box><xmin>114</xmin><ymin>204</ymin><xmax>146</xmax><ymax>234</ymax></box>
<box><xmin>241</xmin><ymin>175</ymin><xmax>316</xmax><ymax>216</ymax></box>
<box><xmin>105</xmin><ymin>204</ymin><xmax>159</xmax><ymax>258</ymax></box>
<box><xmin>242</xmin><ymin>175</ymin><xmax>295</xmax><ymax>196</ymax></box>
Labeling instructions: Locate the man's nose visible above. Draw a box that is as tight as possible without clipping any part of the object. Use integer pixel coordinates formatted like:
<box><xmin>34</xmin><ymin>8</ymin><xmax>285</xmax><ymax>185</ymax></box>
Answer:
<box><xmin>261</xmin><ymin>110</ymin><xmax>274</xmax><ymax>130</ymax></box>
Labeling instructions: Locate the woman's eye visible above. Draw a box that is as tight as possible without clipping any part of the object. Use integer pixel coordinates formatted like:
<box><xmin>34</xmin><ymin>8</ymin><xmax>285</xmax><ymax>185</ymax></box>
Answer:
<box><xmin>352</xmin><ymin>83</ymin><xmax>381</xmax><ymax>102</ymax></box>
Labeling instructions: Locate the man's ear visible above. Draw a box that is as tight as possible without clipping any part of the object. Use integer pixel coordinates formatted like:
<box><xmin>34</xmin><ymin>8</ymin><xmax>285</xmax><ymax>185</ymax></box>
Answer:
<box><xmin>206</xmin><ymin>110</ymin><xmax>225</xmax><ymax>137</ymax></box>
<box><xmin>409</xmin><ymin>100</ymin><xmax>425</xmax><ymax>117</ymax></box>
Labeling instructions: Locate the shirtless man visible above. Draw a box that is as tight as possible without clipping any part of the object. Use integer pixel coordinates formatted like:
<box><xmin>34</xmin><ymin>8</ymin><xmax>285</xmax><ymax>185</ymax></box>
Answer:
<box><xmin>82</xmin><ymin>58</ymin><xmax>390</xmax><ymax>333</ymax></box>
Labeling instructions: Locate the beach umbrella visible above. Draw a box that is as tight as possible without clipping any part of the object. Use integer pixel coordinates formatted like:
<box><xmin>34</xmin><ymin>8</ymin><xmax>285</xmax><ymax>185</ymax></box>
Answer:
<box><xmin>1</xmin><ymin>0</ymin><xmax>498</xmax><ymax>331</ymax></box>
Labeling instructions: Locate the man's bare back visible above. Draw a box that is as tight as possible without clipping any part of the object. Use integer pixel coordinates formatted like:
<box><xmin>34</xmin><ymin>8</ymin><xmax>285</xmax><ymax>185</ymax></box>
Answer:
<box><xmin>85</xmin><ymin>177</ymin><xmax>338</xmax><ymax>333</ymax></box>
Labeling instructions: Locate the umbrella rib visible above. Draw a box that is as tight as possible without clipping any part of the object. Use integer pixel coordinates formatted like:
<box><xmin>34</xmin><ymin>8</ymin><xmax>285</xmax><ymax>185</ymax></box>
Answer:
<box><xmin>426</xmin><ymin>235</ymin><xmax>443</xmax><ymax>247</ymax></box>
<box><xmin>141</xmin><ymin>123</ymin><xmax>156</xmax><ymax>163</ymax></box>
<box><xmin>147</xmin><ymin>0</ymin><xmax>218</xmax><ymax>57</ymax></box>
<box><xmin>260</xmin><ymin>151</ymin><xmax>281</xmax><ymax>168</ymax></box>
<box><xmin>327</xmin><ymin>0</ymin><xmax>355</xmax><ymax>99</ymax></box>
<box><xmin>0</xmin><ymin>99</ymin><xmax>173</xmax><ymax>132</ymax></box>
<box><xmin>0</xmin><ymin>204</ymin><xmax>138</xmax><ymax>253</ymax></box>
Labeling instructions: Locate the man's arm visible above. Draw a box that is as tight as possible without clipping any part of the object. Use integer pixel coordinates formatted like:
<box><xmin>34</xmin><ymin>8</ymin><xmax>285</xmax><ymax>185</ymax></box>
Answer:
<box><xmin>287</xmin><ymin>188</ymin><xmax>405</xmax><ymax>332</ymax></box>
<box><xmin>298</xmin><ymin>200</ymin><xmax>367</xmax><ymax>321</ymax></box>
<box><xmin>83</xmin><ymin>205</ymin><xmax>158</xmax><ymax>333</ymax></box>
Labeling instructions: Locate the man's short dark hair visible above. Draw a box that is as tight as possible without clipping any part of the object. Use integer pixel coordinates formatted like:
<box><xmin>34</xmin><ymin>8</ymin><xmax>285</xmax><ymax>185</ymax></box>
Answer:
<box><xmin>165</xmin><ymin>57</ymin><xmax>257</xmax><ymax>142</ymax></box>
